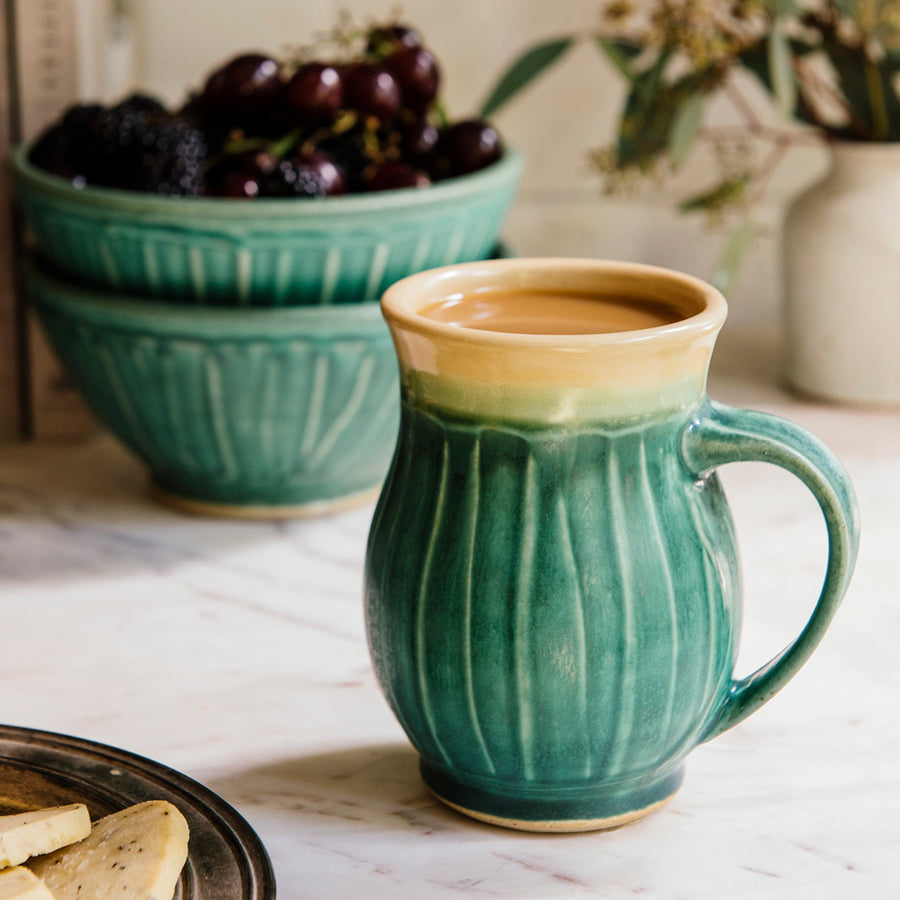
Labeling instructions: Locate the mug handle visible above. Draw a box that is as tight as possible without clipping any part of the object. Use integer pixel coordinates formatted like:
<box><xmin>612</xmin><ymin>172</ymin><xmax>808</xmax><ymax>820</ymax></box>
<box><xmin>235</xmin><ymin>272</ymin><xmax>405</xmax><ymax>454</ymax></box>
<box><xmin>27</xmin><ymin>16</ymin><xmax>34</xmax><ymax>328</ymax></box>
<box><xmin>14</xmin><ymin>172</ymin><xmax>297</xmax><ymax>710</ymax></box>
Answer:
<box><xmin>681</xmin><ymin>400</ymin><xmax>860</xmax><ymax>742</ymax></box>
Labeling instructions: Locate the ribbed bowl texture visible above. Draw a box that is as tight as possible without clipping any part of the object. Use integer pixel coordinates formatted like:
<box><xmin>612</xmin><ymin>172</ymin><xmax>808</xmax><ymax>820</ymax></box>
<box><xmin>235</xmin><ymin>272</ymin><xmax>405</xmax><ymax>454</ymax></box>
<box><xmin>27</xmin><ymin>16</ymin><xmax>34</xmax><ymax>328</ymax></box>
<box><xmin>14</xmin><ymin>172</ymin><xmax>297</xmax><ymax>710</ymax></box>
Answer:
<box><xmin>14</xmin><ymin>146</ymin><xmax>522</xmax><ymax>308</ymax></box>
<box><xmin>27</xmin><ymin>263</ymin><xmax>400</xmax><ymax>512</ymax></box>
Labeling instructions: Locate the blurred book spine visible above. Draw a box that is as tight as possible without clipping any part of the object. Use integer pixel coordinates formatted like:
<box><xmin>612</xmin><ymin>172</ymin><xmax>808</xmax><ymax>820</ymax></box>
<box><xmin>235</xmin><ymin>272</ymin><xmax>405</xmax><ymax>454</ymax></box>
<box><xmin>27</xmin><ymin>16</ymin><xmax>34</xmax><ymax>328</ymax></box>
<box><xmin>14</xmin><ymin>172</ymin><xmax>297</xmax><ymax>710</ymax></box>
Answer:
<box><xmin>3</xmin><ymin>0</ymin><xmax>135</xmax><ymax>440</ymax></box>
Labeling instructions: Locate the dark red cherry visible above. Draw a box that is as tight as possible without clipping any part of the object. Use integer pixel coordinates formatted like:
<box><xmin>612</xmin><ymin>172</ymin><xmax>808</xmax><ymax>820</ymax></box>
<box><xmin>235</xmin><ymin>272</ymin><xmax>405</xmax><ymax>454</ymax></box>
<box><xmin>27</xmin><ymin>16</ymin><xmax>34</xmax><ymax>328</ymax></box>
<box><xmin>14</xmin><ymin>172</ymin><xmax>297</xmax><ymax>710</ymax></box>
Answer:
<box><xmin>343</xmin><ymin>63</ymin><xmax>402</xmax><ymax>120</ymax></box>
<box><xmin>387</xmin><ymin>46</ymin><xmax>439</xmax><ymax>111</ymax></box>
<box><xmin>201</xmin><ymin>53</ymin><xmax>283</xmax><ymax>123</ymax></box>
<box><xmin>366</xmin><ymin>162</ymin><xmax>431</xmax><ymax>191</ymax></box>
<box><xmin>299</xmin><ymin>150</ymin><xmax>347</xmax><ymax>195</ymax></box>
<box><xmin>366</xmin><ymin>23</ymin><xmax>422</xmax><ymax>53</ymax></box>
<box><xmin>220</xmin><ymin>171</ymin><xmax>263</xmax><ymax>198</ymax></box>
<box><xmin>437</xmin><ymin>119</ymin><xmax>503</xmax><ymax>177</ymax></box>
<box><xmin>236</xmin><ymin>148</ymin><xmax>279</xmax><ymax>176</ymax></box>
<box><xmin>285</xmin><ymin>63</ymin><xmax>343</xmax><ymax>125</ymax></box>
<box><xmin>401</xmin><ymin>119</ymin><xmax>439</xmax><ymax>163</ymax></box>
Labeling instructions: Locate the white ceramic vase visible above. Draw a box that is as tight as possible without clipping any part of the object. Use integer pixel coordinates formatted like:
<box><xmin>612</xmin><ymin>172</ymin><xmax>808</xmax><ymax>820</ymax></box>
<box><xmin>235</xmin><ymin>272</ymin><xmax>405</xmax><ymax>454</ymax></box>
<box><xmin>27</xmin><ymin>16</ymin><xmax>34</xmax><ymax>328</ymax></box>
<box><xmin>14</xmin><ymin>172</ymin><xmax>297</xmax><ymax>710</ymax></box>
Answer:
<box><xmin>784</xmin><ymin>140</ymin><xmax>900</xmax><ymax>406</ymax></box>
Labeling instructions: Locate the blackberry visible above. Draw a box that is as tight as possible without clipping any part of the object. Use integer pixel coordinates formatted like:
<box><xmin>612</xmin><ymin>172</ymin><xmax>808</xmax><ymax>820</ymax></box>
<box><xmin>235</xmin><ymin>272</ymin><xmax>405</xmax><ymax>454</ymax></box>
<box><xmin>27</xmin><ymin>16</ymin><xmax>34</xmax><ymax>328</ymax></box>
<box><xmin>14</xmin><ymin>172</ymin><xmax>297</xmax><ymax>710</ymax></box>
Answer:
<box><xmin>130</xmin><ymin>114</ymin><xmax>208</xmax><ymax>195</ymax></box>
<box><xmin>179</xmin><ymin>92</ymin><xmax>230</xmax><ymax>152</ymax></box>
<box><xmin>28</xmin><ymin>122</ymin><xmax>79</xmax><ymax>181</ymax></box>
<box><xmin>27</xmin><ymin>20</ymin><xmax>505</xmax><ymax>198</ymax></box>
<box><xmin>110</xmin><ymin>93</ymin><xmax>165</xmax><ymax>117</ymax></box>
<box><xmin>96</xmin><ymin>97</ymin><xmax>166</xmax><ymax>188</ymax></box>
<box><xmin>266</xmin><ymin>157</ymin><xmax>327</xmax><ymax>198</ymax></box>
<box><xmin>51</xmin><ymin>104</ymin><xmax>108</xmax><ymax>182</ymax></box>
<box><xmin>28</xmin><ymin>95</ymin><xmax>207</xmax><ymax>195</ymax></box>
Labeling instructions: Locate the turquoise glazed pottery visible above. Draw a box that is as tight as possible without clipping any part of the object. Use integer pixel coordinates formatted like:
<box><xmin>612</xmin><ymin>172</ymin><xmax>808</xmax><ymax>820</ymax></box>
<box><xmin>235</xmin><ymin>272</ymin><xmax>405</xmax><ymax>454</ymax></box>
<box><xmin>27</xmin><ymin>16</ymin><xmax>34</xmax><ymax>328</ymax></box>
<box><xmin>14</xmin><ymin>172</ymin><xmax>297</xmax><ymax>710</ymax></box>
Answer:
<box><xmin>13</xmin><ymin>145</ymin><xmax>522</xmax><ymax>307</ymax></box>
<box><xmin>27</xmin><ymin>263</ymin><xmax>399</xmax><ymax>516</ymax></box>
<box><xmin>365</xmin><ymin>258</ymin><xmax>860</xmax><ymax>832</ymax></box>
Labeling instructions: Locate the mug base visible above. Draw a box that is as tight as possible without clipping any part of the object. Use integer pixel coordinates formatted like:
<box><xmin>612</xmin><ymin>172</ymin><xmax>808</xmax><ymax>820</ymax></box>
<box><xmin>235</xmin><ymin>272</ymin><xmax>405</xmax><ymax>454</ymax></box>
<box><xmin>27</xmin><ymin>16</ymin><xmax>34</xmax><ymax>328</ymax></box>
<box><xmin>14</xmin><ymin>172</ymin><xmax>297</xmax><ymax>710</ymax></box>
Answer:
<box><xmin>421</xmin><ymin>760</ymin><xmax>683</xmax><ymax>833</ymax></box>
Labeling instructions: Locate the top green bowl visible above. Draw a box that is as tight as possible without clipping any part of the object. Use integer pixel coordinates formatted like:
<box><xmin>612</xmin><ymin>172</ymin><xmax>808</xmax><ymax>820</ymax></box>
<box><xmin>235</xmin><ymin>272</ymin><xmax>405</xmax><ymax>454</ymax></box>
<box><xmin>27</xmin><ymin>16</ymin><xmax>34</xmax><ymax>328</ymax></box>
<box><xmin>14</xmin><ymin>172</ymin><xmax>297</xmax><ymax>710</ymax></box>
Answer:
<box><xmin>12</xmin><ymin>144</ymin><xmax>522</xmax><ymax>307</ymax></box>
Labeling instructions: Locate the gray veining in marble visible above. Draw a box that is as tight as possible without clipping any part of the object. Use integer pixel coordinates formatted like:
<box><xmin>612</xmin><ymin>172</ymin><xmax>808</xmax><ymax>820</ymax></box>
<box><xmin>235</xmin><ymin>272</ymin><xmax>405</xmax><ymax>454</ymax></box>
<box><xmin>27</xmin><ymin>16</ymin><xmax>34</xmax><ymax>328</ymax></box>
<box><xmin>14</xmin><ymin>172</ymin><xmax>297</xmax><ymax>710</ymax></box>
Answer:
<box><xmin>1</xmin><ymin>329</ymin><xmax>898</xmax><ymax>899</ymax></box>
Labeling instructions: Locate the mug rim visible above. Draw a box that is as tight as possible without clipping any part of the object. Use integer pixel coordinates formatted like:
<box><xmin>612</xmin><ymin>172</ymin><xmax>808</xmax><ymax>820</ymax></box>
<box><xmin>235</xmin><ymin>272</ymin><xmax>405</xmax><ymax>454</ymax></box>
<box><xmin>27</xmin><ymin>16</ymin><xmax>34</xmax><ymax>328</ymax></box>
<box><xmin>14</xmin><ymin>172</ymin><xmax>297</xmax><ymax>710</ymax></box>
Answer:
<box><xmin>380</xmin><ymin>257</ymin><xmax>727</xmax><ymax>346</ymax></box>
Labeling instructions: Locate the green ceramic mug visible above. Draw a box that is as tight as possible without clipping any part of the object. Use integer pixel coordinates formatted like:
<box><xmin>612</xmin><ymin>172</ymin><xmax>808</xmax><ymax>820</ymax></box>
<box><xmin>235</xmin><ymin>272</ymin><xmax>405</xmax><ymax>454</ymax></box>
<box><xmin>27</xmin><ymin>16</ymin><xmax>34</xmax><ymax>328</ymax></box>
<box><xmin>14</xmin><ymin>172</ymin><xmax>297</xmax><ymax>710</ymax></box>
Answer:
<box><xmin>365</xmin><ymin>258</ymin><xmax>859</xmax><ymax>832</ymax></box>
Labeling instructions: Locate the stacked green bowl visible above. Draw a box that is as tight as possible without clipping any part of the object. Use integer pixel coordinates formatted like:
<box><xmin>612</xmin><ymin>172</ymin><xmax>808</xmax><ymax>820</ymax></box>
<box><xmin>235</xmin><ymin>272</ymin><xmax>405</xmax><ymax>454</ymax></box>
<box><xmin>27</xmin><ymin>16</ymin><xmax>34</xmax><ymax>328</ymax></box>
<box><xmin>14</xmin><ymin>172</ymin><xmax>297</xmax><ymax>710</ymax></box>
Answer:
<box><xmin>14</xmin><ymin>146</ymin><xmax>522</xmax><ymax>307</ymax></box>
<box><xmin>14</xmin><ymin>148</ymin><xmax>522</xmax><ymax>515</ymax></box>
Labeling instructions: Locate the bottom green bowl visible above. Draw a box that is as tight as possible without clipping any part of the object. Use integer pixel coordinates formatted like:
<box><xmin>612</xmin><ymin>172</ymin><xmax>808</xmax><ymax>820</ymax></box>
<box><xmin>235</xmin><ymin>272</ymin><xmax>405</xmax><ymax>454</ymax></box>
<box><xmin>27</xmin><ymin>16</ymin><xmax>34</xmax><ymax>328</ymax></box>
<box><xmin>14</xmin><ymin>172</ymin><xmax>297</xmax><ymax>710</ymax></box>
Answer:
<box><xmin>27</xmin><ymin>264</ymin><xmax>400</xmax><ymax>516</ymax></box>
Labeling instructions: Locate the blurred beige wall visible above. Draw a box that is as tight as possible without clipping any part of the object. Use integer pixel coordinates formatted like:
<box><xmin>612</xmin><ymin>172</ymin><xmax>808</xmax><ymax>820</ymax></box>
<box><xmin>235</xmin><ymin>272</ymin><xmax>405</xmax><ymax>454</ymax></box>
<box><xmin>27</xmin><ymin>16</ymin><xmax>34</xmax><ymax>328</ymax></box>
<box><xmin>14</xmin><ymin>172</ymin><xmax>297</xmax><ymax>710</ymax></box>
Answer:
<box><xmin>118</xmin><ymin>0</ymin><xmax>829</xmax><ymax>333</ymax></box>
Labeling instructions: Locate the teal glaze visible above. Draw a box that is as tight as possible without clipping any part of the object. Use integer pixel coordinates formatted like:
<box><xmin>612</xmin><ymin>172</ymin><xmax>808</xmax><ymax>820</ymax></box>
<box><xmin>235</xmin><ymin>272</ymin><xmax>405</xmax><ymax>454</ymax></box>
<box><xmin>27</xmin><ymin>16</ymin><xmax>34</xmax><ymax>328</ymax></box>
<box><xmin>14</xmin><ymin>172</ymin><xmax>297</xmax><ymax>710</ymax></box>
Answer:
<box><xmin>13</xmin><ymin>145</ymin><xmax>522</xmax><ymax>307</ymax></box>
<box><xmin>366</xmin><ymin>400</ymin><xmax>859</xmax><ymax>827</ymax></box>
<box><xmin>367</xmin><ymin>403</ymin><xmax>736</xmax><ymax>822</ymax></box>
<box><xmin>27</xmin><ymin>263</ymin><xmax>399</xmax><ymax>511</ymax></box>
<box><xmin>365</xmin><ymin>261</ymin><xmax>860</xmax><ymax>830</ymax></box>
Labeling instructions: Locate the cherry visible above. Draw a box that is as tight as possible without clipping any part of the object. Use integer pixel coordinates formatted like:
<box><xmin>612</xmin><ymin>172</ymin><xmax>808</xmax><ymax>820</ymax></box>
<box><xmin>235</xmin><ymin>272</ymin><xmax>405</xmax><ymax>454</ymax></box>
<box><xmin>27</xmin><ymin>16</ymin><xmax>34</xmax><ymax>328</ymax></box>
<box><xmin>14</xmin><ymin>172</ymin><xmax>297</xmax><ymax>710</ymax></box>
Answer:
<box><xmin>201</xmin><ymin>53</ymin><xmax>283</xmax><ymax>124</ymax></box>
<box><xmin>299</xmin><ymin>150</ymin><xmax>347</xmax><ymax>195</ymax></box>
<box><xmin>343</xmin><ymin>63</ymin><xmax>401</xmax><ymax>120</ymax></box>
<box><xmin>285</xmin><ymin>63</ymin><xmax>343</xmax><ymax>125</ymax></box>
<box><xmin>268</xmin><ymin>150</ymin><xmax>347</xmax><ymax>197</ymax></box>
<box><xmin>29</xmin><ymin>20</ymin><xmax>507</xmax><ymax>199</ymax></box>
<box><xmin>366</xmin><ymin>24</ymin><xmax>422</xmax><ymax>53</ymax></box>
<box><xmin>366</xmin><ymin>162</ymin><xmax>431</xmax><ymax>191</ymax></box>
<box><xmin>205</xmin><ymin>148</ymin><xmax>277</xmax><ymax>196</ymax></box>
<box><xmin>435</xmin><ymin>119</ymin><xmax>503</xmax><ymax>177</ymax></box>
<box><xmin>220</xmin><ymin>171</ymin><xmax>262</xmax><ymax>198</ymax></box>
<box><xmin>236</xmin><ymin>148</ymin><xmax>279</xmax><ymax>176</ymax></box>
<box><xmin>401</xmin><ymin>119</ymin><xmax>439</xmax><ymax>163</ymax></box>
<box><xmin>387</xmin><ymin>47</ymin><xmax>439</xmax><ymax>111</ymax></box>
<box><xmin>316</xmin><ymin>122</ymin><xmax>375</xmax><ymax>192</ymax></box>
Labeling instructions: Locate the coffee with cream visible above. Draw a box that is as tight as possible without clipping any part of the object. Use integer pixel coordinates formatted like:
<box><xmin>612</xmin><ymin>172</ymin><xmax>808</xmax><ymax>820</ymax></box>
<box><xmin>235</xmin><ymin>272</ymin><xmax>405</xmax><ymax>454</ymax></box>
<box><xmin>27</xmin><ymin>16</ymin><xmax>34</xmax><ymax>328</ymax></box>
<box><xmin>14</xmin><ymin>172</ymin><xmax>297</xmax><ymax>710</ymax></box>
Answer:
<box><xmin>419</xmin><ymin>289</ymin><xmax>683</xmax><ymax>335</ymax></box>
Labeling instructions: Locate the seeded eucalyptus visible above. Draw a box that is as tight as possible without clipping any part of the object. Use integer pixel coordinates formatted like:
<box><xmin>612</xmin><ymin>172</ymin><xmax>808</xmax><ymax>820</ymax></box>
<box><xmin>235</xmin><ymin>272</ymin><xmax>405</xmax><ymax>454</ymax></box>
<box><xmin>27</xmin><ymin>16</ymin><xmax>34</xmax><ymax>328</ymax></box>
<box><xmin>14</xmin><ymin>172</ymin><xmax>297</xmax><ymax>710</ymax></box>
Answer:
<box><xmin>483</xmin><ymin>0</ymin><xmax>900</xmax><ymax>291</ymax></box>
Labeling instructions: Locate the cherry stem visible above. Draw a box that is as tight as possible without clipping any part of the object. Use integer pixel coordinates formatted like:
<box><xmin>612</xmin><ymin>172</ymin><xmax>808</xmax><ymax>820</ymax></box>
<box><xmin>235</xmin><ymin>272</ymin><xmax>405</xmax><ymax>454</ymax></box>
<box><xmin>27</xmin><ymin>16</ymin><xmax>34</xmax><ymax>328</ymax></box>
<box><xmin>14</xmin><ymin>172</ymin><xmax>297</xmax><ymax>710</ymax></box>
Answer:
<box><xmin>432</xmin><ymin>97</ymin><xmax>450</xmax><ymax>128</ymax></box>
<box><xmin>270</xmin><ymin>127</ymin><xmax>304</xmax><ymax>159</ymax></box>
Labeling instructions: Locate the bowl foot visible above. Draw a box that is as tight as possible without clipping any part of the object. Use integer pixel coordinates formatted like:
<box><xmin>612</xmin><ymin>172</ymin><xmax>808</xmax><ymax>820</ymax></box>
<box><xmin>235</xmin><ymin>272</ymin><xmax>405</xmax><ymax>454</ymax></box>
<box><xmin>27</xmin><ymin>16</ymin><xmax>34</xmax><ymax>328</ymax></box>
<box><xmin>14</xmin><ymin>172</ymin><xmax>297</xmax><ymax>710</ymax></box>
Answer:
<box><xmin>151</xmin><ymin>482</ymin><xmax>380</xmax><ymax>519</ymax></box>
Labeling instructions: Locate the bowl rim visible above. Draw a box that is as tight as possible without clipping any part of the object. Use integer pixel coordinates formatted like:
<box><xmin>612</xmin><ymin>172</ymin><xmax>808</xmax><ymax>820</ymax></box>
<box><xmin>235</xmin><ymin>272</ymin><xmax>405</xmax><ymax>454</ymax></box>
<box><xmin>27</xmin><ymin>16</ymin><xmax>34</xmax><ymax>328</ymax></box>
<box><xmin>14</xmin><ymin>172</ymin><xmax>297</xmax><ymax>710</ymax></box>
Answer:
<box><xmin>12</xmin><ymin>141</ymin><xmax>523</xmax><ymax>219</ymax></box>
<box><xmin>26</xmin><ymin>262</ymin><xmax>390</xmax><ymax>338</ymax></box>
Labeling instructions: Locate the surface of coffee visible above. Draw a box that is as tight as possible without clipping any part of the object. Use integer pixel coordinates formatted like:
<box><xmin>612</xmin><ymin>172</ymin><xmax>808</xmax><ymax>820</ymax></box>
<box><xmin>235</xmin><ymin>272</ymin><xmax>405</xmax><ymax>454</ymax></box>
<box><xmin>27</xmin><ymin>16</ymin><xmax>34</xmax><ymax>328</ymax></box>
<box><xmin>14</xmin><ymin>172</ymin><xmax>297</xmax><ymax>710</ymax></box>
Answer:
<box><xmin>419</xmin><ymin>289</ymin><xmax>683</xmax><ymax>335</ymax></box>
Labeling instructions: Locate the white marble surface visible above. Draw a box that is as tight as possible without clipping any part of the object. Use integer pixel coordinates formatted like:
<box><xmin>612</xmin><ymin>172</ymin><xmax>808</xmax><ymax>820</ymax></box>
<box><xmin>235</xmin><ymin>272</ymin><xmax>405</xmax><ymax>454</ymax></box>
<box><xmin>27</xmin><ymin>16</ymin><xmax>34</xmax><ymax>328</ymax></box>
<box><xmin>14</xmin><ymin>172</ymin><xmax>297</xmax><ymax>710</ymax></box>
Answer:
<box><xmin>0</xmin><ymin>328</ymin><xmax>897</xmax><ymax>899</ymax></box>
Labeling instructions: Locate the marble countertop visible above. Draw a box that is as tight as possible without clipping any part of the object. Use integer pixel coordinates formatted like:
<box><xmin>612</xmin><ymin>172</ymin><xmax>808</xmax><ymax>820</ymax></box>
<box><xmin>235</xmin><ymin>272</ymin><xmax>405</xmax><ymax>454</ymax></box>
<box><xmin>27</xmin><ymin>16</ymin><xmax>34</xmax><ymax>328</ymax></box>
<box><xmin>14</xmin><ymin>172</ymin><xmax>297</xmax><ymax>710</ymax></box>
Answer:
<box><xmin>1</xmin><ymin>329</ymin><xmax>897</xmax><ymax>899</ymax></box>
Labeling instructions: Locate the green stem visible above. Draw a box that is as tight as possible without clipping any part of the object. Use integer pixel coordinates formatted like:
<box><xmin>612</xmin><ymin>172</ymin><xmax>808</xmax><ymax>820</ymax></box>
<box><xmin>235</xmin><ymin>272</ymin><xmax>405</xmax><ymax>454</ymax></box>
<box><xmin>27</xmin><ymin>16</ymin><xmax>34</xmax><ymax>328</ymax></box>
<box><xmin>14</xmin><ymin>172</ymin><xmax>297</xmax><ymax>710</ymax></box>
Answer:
<box><xmin>864</xmin><ymin>57</ymin><xmax>889</xmax><ymax>141</ymax></box>
<box><xmin>221</xmin><ymin>136</ymin><xmax>270</xmax><ymax>156</ymax></box>
<box><xmin>432</xmin><ymin>97</ymin><xmax>450</xmax><ymax>128</ymax></box>
<box><xmin>270</xmin><ymin>127</ymin><xmax>304</xmax><ymax>160</ymax></box>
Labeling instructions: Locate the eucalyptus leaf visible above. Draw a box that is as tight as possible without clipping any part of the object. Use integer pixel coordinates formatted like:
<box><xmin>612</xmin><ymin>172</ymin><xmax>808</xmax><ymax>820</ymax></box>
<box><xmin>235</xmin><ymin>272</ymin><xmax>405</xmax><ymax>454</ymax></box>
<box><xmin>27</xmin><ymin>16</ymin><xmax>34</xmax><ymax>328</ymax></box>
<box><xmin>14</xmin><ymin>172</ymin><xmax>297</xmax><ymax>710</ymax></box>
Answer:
<box><xmin>479</xmin><ymin>37</ymin><xmax>575</xmax><ymax>118</ymax></box>
<box><xmin>668</xmin><ymin>92</ymin><xmax>705</xmax><ymax>169</ymax></box>
<box><xmin>615</xmin><ymin>48</ymin><xmax>680</xmax><ymax>169</ymax></box>
<box><xmin>766</xmin><ymin>0</ymin><xmax>802</xmax><ymax>14</ymax></box>
<box><xmin>768</xmin><ymin>19</ymin><xmax>797</xmax><ymax>119</ymax></box>
<box><xmin>712</xmin><ymin>219</ymin><xmax>754</xmax><ymax>296</ymax></box>
<box><xmin>740</xmin><ymin>38</ymin><xmax>818</xmax><ymax>126</ymax></box>
<box><xmin>595</xmin><ymin>37</ymin><xmax>642</xmax><ymax>82</ymax></box>
<box><xmin>827</xmin><ymin>43</ymin><xmax>900</xmax><ymax>139</ymax></box>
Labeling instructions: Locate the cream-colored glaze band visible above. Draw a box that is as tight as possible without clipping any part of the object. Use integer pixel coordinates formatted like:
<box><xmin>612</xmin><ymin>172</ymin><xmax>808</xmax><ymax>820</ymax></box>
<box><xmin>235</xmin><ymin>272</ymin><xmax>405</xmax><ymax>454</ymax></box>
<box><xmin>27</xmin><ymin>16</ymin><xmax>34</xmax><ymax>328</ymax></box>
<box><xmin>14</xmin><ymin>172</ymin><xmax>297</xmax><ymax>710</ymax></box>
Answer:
<box><xmin>380</xmin><ymin>259</ymin><xmax>727</xmax><ymax>424</ymax></box>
